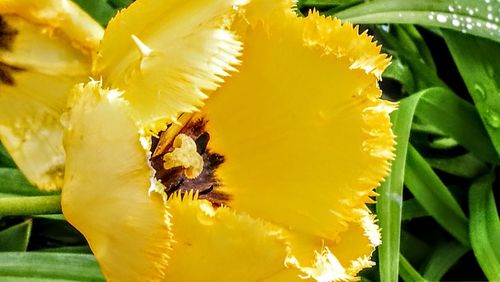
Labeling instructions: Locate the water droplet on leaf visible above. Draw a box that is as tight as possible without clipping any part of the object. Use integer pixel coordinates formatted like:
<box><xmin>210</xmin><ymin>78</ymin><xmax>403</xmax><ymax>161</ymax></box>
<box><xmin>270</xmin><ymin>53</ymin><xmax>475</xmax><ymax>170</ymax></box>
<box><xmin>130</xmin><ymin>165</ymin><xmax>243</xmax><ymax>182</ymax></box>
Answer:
<box><xmin>474</xmin><ymin>84</ymin><xmax>487</xmax><ymax>100</ymax></box>
<box><xmin>485</xmin><ymin>108</ymin><xmax>500</xmax><ymax>128</ymax></box>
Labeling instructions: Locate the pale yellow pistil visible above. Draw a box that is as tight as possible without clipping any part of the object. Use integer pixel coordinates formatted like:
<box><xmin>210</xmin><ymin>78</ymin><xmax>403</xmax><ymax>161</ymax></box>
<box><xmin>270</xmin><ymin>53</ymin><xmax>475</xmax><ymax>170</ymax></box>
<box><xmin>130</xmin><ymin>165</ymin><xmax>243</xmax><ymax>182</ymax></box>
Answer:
<box><xmin>163</xmin><ymin>134</ymin><xmax>204</xmax><ymax>179</ymax></box>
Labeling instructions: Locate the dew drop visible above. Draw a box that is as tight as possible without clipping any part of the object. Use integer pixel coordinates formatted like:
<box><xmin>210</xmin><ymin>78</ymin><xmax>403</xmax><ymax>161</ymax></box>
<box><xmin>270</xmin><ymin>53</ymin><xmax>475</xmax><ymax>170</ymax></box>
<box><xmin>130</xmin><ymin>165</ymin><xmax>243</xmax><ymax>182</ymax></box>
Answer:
<box><xmin>474</xmin><ymin>84</ymin><xmax>487</xmax><ymax>100</ymax></box>
<box><xmin>485</xmin><ymin>108</ymin><xmax>500</xmax><ymax>128</ymax></box>
<box><xmin>452</xmin><ymin>19</ymin><xmax>461</xmax><ymax>26</ymax></box>
<box><xmin>436</xmin><ymin>14</ymin><xmax>448</xmax><ymax>23</ymax></box>
<box><xmin>380</xmin><ymin>24</ymin><xmax>390</xmax><ymax>32</ymax></box>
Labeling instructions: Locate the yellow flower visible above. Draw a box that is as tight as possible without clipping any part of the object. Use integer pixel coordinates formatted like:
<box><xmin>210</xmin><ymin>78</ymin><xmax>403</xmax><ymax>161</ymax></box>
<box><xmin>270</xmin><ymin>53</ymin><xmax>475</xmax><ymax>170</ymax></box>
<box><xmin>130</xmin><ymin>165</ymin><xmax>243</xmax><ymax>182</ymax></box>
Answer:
<box><xmin>5</xmin><ymin>0</ymin><xmax>396</xmax><ymax>281</ymax></box>
<box><xmin>0</xmin><ymin>0</ymin><xmax>103</xmax><ymax>190</ymax></box>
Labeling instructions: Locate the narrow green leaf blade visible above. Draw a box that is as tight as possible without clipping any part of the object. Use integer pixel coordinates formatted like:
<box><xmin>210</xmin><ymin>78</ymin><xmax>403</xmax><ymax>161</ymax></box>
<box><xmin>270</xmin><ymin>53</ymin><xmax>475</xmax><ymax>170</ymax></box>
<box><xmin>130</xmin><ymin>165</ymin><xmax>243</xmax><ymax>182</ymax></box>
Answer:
<box><xmin>443</xmin><ymin>30</ymin><xmax>500</xmax><ymax>158</ymax></box>
<box><xmin>426</xmin><ymin>153</ymin><xmax>488</xmax><ymax>179</ymax></box>
<box><xmin>36</xmin><ymin>246</ymin><xmax>92</xmax><ymax>254</ymax></box>
<box><xmin>405</xmin><ymin>145</ymin><xmax>469</xmax><ymax>246</ymax></box>
<box><xmin>0</xmin><ymin>220</ymin><xmax>32</xmax><ymax>252</ymax></box>
<box><xmin>469</xmin><ymin>172</ymin><xmax>500</xmax><ymax>281</ymax></box>
<box><xmin>0</xmin><ymin>252</ymin><xmax>104</xmax><ymax>281</ymax></box>
<box><xmin>422</xmin><ymin>241</ymin><xmax>470</xmax><ymax>281</ymax></box>
<box><xmin>402</xmin><ymin>198</ymin><xmax>429</xmax><ymax>221</ymax></box>
<box><xmin>334</xmin><ymin>0</ymin><xmax>500</xmax><ymax>43</ymax></box>
<box><xmin>415</xmin><ymin>87</ymin><xmax>500</xmax><ymax>163</ymax></box>
<box><xmin>377</xmin><ymin>93</ymin><xmax>423</xmax><ymax>282</ymax></box>
<box><xmin>399</xmin><ymin>254</ymin><xmax>427</xmax><ymax>282</ymax></box>
<box><xmin>0</xmin><ymin>196</ymin><xmax>61</xmax><ymax>216</ymax></box>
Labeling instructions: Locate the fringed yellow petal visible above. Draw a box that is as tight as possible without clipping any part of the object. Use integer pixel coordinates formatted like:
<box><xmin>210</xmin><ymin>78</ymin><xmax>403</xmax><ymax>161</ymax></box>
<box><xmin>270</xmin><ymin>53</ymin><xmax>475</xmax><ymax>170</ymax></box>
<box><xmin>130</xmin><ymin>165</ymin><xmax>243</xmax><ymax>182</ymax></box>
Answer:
<box><xmin>197</xmin><ymin>11</ymin><xmax>395</xmax><ymax>241</ymax></box>
<box><xmin>0</xmin><ymin>1</ymin><xmax>102</xmax><ymax>190</ymax></box>
<box><xmin>236</xmin><ymin>6</ymin><xmax>389</xmax><ymax>79</ymax></box>
<box><xmin>0</xmin><ymin>0</ymin><xmax>103</xmax><ymax>51</ymax></box>
<box><xmin>95</xmin><ymin>0</ymin><xmax>246</xmax><ymax>134</ymax></box>
<box><xmin>283</xmin><ymin>209</ymin><xmax>380</xmax><ymax>281</ymax></box>
<box><xmin>302</xmin><ymin>11</ymin><xmax>390</xmax><ymax>79</ymax></box>
<box><xmin>329</xmin><ymin>209</ymin><xmax>380</xmax><ymax>277</ymax></box>
<box><xmin>233</xmin><ymin>0</ymin><xmax>296</xmax><ymax>30</ymax></box>
<box><xmin>165</xmin><ymin>192</ymin><xmax>289</xmax><ymax>281</ymax></box>
<box><xmin>62</xmin><ymin>82</ymin><xmax>171</xmax><ymax>281</ymax></box>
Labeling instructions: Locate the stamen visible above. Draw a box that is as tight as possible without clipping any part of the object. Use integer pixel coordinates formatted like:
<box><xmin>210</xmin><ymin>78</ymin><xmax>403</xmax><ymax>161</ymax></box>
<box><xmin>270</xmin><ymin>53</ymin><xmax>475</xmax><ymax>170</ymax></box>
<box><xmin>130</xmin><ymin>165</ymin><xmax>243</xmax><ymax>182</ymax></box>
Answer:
<box><xmin>163</xmin><ymin>134</ymin><xmax>204</xmax><ymax>179</ymax></box>
<box><xmin>150</xmin><ymin>118</ymin><xmax>230</xmax><ymax>206</ymax></box>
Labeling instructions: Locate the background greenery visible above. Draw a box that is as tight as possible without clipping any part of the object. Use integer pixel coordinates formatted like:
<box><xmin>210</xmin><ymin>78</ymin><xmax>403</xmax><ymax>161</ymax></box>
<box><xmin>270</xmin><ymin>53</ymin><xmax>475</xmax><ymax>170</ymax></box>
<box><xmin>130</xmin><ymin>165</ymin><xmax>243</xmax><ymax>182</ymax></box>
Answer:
<box><xmin>0</xmin><ymin>0</ymin><xmax>499</xmax><ymax>281</ymax></box>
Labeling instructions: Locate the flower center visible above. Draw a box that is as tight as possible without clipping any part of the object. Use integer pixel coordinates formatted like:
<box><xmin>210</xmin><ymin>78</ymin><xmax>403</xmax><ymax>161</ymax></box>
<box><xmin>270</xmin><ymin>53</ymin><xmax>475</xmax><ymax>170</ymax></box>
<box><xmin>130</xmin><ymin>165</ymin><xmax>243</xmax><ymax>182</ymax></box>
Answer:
<box><xmin>162</xmin><ymin>134</ymin><xmax>204</xmax><ymax>179</ymax></box>
<box><xmin>150</xmin><ymin>118</ymin><xmax>230</xmax><ymax>206</ymax></box>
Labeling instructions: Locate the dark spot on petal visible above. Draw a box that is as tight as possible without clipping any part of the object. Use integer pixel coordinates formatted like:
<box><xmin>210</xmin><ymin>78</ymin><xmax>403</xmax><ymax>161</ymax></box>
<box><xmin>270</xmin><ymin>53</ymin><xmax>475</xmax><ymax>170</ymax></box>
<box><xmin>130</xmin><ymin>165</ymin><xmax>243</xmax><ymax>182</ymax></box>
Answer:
<box><xmin>0</xmin><ymin>16</ymin><xmax>24</xmax><ymax>86</ymax></box>
<box><xmin>150</xmin><ymin>118</ymin><xmax>231</xmax><ymax>207</ymax></box>
<box><xmin>0</xmin><ymin>16</ymin><xmax>18</xmax><ymax>51</ymax></box>
<box><xmin>0</xmin><ymin>62</ymin><xmax>24</xmax><ymax>86</ymax></box>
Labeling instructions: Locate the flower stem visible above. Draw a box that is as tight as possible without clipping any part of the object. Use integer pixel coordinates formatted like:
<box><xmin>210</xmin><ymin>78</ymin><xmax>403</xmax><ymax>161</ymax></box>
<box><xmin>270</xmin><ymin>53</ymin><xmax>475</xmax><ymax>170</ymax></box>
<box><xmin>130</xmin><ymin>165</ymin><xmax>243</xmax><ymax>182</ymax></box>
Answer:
<box><xmin>0</xmin><ymin>195</ymin><xmax>61</xmax><ymax>216</ymax></box>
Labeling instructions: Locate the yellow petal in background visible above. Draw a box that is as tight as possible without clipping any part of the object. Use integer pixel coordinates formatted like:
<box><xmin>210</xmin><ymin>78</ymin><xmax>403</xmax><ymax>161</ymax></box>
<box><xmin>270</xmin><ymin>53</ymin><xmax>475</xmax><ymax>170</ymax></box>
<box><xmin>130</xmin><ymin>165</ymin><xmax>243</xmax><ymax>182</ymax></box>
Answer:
<box><xmin>62</xmin><ymin>82</ymin><xmax>171</xmax><ymax>281</ymax></box>
<box><xmin>0</xmin><ymin>0</ymin><xmax>103</xmax><ymax>190</ymax></box>
<box><xmin>0</xmin><ymin>0</ymin><xmax>103</xmax><ymax>51</ymax></box>
<box><xmin>199</xmin><ymin>11</ymin><xmax>394</xmax><ymax>241</ymax></box>
<box><xmin>95</xmin><ymin>0</ymin><xmax>246</xmax><ymax>134</ymax></box>
<box><xmin>165</xmin><ymin>192</ymin><xmax>289</xmax><ymax>282</ymax></box>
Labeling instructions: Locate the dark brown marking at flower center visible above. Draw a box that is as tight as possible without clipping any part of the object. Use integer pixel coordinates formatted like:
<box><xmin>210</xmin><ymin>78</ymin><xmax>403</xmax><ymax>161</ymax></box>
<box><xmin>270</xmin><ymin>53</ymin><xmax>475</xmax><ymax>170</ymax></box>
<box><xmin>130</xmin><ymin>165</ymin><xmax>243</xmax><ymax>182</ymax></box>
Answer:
<box><xmin>150</xmin><ymin>118</ymin><xmax>230</xmax><ymax>207</ymax></box>
<box><xmin>0</xmin><ymin>16</ymin><xmax>18</xmax><ymax>51</ymax></box>
<box><xmin>0</xmin><ymin>16</ymin><xmax>25</xmax><ymax>86</ymax></box>
<box><xmin>0</xmin><ymin>62</ymin><xmax>24</xmax><ymax>86</ymax></box>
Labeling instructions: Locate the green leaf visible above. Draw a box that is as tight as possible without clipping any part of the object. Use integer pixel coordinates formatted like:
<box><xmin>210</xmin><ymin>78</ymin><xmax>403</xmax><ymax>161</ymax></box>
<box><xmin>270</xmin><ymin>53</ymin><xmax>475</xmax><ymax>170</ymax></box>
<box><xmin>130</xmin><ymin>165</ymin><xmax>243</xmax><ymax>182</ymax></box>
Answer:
<box><xmin>414</xmin><ymin>87</ymin><xmax>500</xmax><ymax>164</ymax></box>
<box><xmin>469</xmin><ymin>172</ymin><xmax>500</xmax><ymax>281</ymax></box>
<box><xmin>107</xmin><ymin>0</ymin><xmax>134</xmax><ymax>9</ymax></box>
<box><xmin>428</xmin><ymin>136</ymin><xmax>459</xmax><ymax>150</ymax></box>
<box><xmin>402</xmin><ymin>198</ymin><xmax>429</xmax><ymax>221</ymax></box>
<box><xmin>33</xmin><ymin>215</ymin><xmax>66</xmax><ymax>221</ymax></box>
<box><xmin>405</xmin><ymin>144</ymin><xmax>469</xmax><ymax>246</ymax></box>
<box><xmin>71</xmin><ymin>0</ymin><xmax>116</xmax><ymax>26</ymax></box>
<box><xmin>36</xmin><ymin>246</ymin><xmax>92</xmax><ymax>254</ymax></box>
<box><xmin>422</xmin><ymin>241</ymin><xmax>469</xmax><ymax>281</ymax></box>
<box><xmin>374</xmin><ymin>25</ymin><xmax>447</xmax><ymax>90</ymax></box>
<box><xmin>400</xmin><ymin>25</ymin><xmax>436</xmax><ymax>73</ymax></box>
<box><xmin>382</xmin><ymin>57</ymin><xmax>416</xmax><ymax>94</ymax></box>
<box><xmin>299</xmin><ymin>0</ymin><xmax>360</xmax><ymax>8</ymax></box>
<box><xmin>377</xmin><ymin>92</ymin><xmax>423</xmax><ymax>282</ymax></box>
<box><xmin>0</xmin><ymin>252</ymin><xmax>104</xmax><ymax>281</ymax></box>
<box><xmin>0</xmin><ymin>220</ymin><xmax>32</xmax><ymax>252</ymax></box>
<box><xmin>426</xmin><ymin>153</ymin><xmax>488</xmax><ymax>178</ymax></box>
<box><xmin>443</xmin><ymin>30</ymin><xmax>500</xmax><ymax>158</ymax></box>
<box><xmin>0</xmin><ymin>143</ymin><xmax>15</xmax><ymax>168</ymax></box>
<box><xmin>0</xmin><ymin>168</ymin><xmax>56</xmax><ymax>197</ymax></box>
<box><xmin>400</xmin><ymin>231</ymin><xmax>432</xmax><ymax>265</ymax></box>
<box><xmin>399</xmin><ymin>254</ymin><xmax>427</xmax><ymax>282</ymax></box>
<box><xmin>334</xmin><ymin>0</ymin><xmax>500</xmax><ymax>43</ymax></box>
<box><xmin>0</xmin><ymin>196</ymin><xmax>61</xmax><ymax>216</ymax></box>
